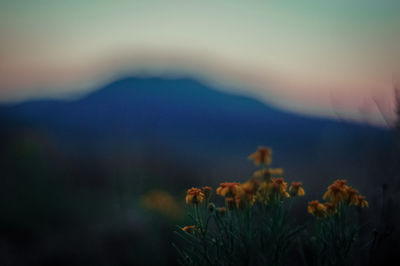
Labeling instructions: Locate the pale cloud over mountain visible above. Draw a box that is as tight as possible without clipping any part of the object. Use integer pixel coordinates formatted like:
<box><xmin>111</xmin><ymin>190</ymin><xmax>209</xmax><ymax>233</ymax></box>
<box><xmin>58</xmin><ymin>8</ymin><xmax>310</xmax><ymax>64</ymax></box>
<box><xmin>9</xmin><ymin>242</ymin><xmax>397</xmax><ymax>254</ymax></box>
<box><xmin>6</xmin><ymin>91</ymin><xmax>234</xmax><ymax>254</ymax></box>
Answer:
<box><xmin>1</xmin><ymin>0</ymin><xmax>399</xmax><ymax>125</ymax></box>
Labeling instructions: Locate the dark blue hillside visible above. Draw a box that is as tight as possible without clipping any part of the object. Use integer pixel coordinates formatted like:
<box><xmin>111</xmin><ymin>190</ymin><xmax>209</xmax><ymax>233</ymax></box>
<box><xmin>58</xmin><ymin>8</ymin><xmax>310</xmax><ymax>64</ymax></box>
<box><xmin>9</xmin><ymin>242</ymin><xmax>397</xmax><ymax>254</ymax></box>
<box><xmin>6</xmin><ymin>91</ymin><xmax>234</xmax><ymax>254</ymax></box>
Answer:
<box><xmin>0</xmin><ymin>77</ymin><xmax>336</xmax><ymax>140</ymax></box>
<box><xmin>0</xmin><ymin>77</ymin><xmax>392</xmax><ymax>189</ymax></box>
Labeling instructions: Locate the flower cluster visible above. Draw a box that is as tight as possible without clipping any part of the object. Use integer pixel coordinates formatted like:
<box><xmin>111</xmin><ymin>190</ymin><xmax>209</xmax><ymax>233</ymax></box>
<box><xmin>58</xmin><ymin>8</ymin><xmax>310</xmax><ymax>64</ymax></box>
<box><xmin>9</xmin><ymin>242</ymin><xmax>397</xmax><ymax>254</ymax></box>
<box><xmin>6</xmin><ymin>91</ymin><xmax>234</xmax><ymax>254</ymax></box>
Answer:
<box><xmin>180</xmin><ymin>147</ymin><xmax>305</xmax><ymax>232</ymax></box>
<box><xmin>308</xmin><ymin>179</ymin><xmax>368</xmax><ymax>218</ymax></box>
<box><xmin>308</xmin><ymin>200</ymin><xmax>328</xmax><ymax>218</ymax></box>
<box><xmin>289</xmin><ymin>181</ymin><xmax>305</xmax><ymax>196</ymax></box>
<box><xmin>176</xmin><ymin>147</ymin><xmax>373</xmax><ymax>266</ymax></box>
<box><xmin>176</xmin><ymin>147</ymin><xmax>371</xmax><ymax>266</ymax></box>
<box><xmin>177</xmin><ymin>147</ymin><xmax>310</xmax><ymax>266</ymax></box>
<box><xmin>213</xmin><ymin>175</ymin><xmax>304</xmax><ymax>212</ymax></box>
<box><xmin>183</xmin><ymin>147</ymin><xmax>305</xmax><ymax>215</ymax></box>
<box><xmin>185</xmin><ymin>187</ymin><xmax>205</xmax><ymax>205</ymax></box>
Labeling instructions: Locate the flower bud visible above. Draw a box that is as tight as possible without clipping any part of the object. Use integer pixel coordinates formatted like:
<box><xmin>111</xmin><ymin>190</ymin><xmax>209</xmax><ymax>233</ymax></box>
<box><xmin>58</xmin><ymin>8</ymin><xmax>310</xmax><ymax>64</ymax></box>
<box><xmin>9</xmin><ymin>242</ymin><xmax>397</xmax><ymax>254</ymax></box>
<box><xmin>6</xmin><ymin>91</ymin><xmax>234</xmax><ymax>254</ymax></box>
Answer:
<box><xmin>207</xmin><ymin>202</ymin><xmax>216</xmax><ymax>213</ymax></box>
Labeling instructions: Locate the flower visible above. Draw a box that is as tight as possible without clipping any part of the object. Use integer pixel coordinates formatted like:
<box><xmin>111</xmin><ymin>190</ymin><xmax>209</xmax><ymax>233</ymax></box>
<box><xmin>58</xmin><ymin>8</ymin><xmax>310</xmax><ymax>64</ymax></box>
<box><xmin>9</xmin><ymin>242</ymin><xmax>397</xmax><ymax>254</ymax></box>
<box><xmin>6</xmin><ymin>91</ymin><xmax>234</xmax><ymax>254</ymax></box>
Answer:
<box><xmin>270</xmin><ymin>177</ymin><xmax>290</xmax><ymax>198</ymax></box>
<box><xmin>241</xmin><ymin>178</ymin><xmax>259</xmax><ymax>196</ymax></box>
<box><xmin>344</xmin><ymin>187</ymin><xmax>359</xmax><ymax>205</ymax></box>
<box><xmin>217</xmin><ymin>183</ymin><xmax>249</xmax><ymax>209</ymax></box>
<box><xmin>248</xmin><ymin>146</ymin><xmax>272</xmax><ymax>166</ymax></box>
<box><xmin>355</xmin><ymin>195</ymin><xmax>368</xmax><ymax>208</ymax></box>
<box><xmin>308</xmin><ymin>200</ymin><xmax>327</xmax><ymax>218</ymax></box>
<box><xmin>334</xmin><ymin>179</ymin><xmax>347</xmax><ymax>187</ymax></box>
<box><xmin>185</xmin><ymin>187</ymin><xmax>205</xmax><ymax>205</ymax></box>
<box><xmin>253</xmin><ymin>168</ymin><xmax>283</xmax><ymax>181</ymax></box>
<box><xmin>289</xmin><ymin>182</ymin><xmax>305</xmax><ymax>196</ymax></box>
<box><xmin>323</xmin><ymin>179</ymin><xmax>348</xmax><ymax>204</ymax></box>
<box><xmin>236</xmin><ymin>180</ymin><xmax>258</xmax><ymax>207</ymax></box>
<box><xmin>256</xmin><ymin>181</ymin><xmax>271</xmax><ymax>204</ymax></box>
<box><xmin>182</xmin><ymin>225</ymin><xmax>195</xmax><ymax>234</ymax></box>
<box><xmin>202</xmin><ymin>186</ymin><xmax>213</xmax><ymax>199</ymax></box>
<box><xmin>216</xmin><ymin>182</ymin><xmax>243</xmax><ymax>198</ymax></box>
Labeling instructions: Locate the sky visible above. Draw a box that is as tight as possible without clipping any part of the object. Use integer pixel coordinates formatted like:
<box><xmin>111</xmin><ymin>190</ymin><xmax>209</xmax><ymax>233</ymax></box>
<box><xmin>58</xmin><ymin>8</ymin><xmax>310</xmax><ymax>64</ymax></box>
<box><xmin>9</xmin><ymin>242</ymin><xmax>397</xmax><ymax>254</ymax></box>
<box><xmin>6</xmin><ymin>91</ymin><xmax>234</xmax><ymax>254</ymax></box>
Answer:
<box><xmin>1</xmin><ymin>0</ymin><xmax>399</xmax><ymax>126</ymax></box>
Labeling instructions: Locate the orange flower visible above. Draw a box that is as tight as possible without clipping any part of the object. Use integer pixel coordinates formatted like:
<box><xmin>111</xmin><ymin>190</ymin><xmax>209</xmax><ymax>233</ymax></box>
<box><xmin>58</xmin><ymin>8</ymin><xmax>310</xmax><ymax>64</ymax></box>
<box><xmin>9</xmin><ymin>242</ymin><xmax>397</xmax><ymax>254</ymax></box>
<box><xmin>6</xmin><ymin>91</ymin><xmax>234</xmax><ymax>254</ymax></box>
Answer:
<box><xmin>185</xmin><ymin>187</ymin><xmax>205</xmax><ymax>205</ymax></box>
<box><xmin>182</xmin><ymin>225</ymin><xmax>195</xmax><ymax>234</ymax></box>
<box><xmin>237</xmin><ymin>181</ymin><xmax>257</xmax><ymax>207</ymax></box>
<box><xmin>248</xmin><ymin>146</ymin><xmax>272</xmax><ymax>166</ymax></box>
<box><xmin>324</xmin><ymin>202</ymin><xmax>337</xmax><ymax>216</ymax></box>
<box><xmin>216</xmin><ymin>182</ymin><xmax>243</xmax><ymax>198</ymax></box>
<box><xmin>344</xmin><ymin>187</ymin><xmax>359</xmax><ymax>205</ymax></box>
<box><xmin>202</xmin><ymin>186</ymin><xmax>213</xmax><ymax>199</ymax></box>
<box><xmin>355</xmin><ymin>195</ymin><xmax>368</xmax><ymax>208</ymax></box>
<box><xmin>241</xmin><ymin>178</ymin><xmax>259</xmax><ymax>195</ymax></box>
<box><xmin>323</xmin><ymin>179</ymin><xmax>348</xmax><ymax>204</ymax></box>
<box><xmin>270</xmin><ymin>177</ymin><xmax>290</xmax><ymax>198</ymax></box>
<box><xmin>233</xmin><ymin>180</ymin><xmax>259</xmax><ymax>210</ymax></box>
<box><xmin>334</xmin><ymin>179</ymin><xmax>347</xmax><ymax>187</ymax></box>
<box><xmin>289</xmin><ymin>182</ymin><xmax>305</xmax><ymax>196</ymax></box>
<box><xmin>308</xmin><ymin>200</ymin><xmax>327</xmax><ymax>218</ymax></box>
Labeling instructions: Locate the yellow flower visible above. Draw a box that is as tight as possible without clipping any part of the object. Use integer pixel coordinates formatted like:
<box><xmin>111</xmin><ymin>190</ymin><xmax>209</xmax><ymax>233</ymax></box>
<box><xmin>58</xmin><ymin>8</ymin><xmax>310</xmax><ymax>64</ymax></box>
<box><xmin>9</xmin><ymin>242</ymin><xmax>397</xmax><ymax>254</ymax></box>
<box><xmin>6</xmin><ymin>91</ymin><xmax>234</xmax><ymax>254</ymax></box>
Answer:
<box><xmin>253</xmin><ymin>168</ymin><xmax>283</xmax><ymax>181</ymax></box>
<box><xmin>185</xmin><ymin>187</ymin><xmax>205</xmax><ymax>205</ymax></box>
<box><xmin>308</xmin><ymin>200</ymin><xmax>327</xmax><ymax>218</ymax></box>
<box><xmin>289</xmin><ymin>182</ymin><xmax>305</xmax><ymax>196</ymax></box>
<box><xmin>355</xmin><ymin>195</ymin><xmax>368</xmax><ymax>208</ymax></box>
<box><xmin>182</xmin><ymin>225</ymin><xmax>195</xmax><ymax>234</ymax></box>
<box><xmin>248</xmin><ymin>146</ymin><xmax>272</xmax><ymax>166</ymax></box>
<box><xmin>323</xmin><ymin>179</ymin><xmax>348</xmax><ymax>204</ymax></box>
<box><xmin>216</xmin><ymin>182</ymin><xmax>243</xmax><ymax>198</ymax></box>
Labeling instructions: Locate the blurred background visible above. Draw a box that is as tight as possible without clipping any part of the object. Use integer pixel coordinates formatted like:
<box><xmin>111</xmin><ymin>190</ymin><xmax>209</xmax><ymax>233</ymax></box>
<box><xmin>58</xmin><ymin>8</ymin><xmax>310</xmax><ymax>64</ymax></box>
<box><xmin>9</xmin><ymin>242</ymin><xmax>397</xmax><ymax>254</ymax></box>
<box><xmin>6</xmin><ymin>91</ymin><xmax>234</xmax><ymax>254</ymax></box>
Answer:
<box><xmin>1</xmin><ymin>1</ymin><xmax>400</xmax><ymax>265</ymax></box>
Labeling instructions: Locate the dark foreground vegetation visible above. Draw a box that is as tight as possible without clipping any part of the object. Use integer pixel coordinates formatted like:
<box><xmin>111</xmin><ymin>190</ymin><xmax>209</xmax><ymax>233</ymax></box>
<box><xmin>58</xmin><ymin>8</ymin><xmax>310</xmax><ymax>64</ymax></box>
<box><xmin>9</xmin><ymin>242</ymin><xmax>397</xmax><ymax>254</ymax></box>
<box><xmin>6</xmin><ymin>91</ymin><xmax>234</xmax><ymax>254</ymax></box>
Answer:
<box><xmin>0</xmin><ymin>78</ymin><xmax>399</xmax><ymax>265</ymax></box>
<box><xmin>175</xmin><ymin>147</ymin><xmax>370</xmax><ymax>266</ymax></box>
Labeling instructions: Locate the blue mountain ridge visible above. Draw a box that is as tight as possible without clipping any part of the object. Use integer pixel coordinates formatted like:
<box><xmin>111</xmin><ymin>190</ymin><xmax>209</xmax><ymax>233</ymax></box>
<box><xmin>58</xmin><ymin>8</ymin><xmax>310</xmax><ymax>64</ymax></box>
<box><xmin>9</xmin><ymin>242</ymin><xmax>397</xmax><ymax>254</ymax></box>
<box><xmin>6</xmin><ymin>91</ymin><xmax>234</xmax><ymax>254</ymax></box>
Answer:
<box><xmin>0</xmin><ymin>77</ymin><xmax>391</xmax><ymax>185</ymax></box>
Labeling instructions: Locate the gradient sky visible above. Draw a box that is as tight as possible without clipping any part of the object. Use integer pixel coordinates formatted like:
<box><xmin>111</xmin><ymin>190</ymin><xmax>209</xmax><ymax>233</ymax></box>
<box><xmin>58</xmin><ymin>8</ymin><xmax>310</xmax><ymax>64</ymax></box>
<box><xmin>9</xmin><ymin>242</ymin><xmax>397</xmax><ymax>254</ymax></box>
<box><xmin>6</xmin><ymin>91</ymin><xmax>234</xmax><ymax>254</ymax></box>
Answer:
<box><xmin>1</xmin><ymin>0</ymin><xmax>399</xmax><ymax>126</ymax></box>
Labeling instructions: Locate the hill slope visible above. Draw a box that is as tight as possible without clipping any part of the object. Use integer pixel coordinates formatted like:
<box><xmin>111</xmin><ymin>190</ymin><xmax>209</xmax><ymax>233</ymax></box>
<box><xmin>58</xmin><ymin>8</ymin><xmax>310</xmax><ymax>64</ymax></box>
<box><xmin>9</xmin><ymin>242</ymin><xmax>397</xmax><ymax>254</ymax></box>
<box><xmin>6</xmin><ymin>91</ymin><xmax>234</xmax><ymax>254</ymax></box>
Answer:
<box><xmin>0</xmin><ymin>77</ymin><xmax>392</xmax><ymax>189</ymax></box>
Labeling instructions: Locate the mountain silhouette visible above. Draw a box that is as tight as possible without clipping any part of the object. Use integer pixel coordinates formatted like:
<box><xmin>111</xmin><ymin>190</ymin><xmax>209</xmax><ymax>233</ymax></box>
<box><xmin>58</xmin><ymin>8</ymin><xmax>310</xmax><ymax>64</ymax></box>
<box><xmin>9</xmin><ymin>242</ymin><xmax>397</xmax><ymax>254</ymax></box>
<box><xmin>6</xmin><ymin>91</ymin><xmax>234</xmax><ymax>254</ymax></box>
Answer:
<box><xmin>0</xmin><ymin>77</ymin><xmax>392</xmax><ymax>189</ymax></box>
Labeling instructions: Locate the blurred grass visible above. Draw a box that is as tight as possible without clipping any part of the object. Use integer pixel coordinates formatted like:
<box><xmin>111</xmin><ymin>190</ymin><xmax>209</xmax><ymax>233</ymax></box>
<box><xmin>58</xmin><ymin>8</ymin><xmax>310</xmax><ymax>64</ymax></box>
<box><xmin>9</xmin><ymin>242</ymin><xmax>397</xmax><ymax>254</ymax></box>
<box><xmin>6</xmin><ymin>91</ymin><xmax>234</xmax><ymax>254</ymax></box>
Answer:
<box><xmin>0</xmin><ymin>110</ymin><xmax>399</xmax><ymax>265</ymax></box>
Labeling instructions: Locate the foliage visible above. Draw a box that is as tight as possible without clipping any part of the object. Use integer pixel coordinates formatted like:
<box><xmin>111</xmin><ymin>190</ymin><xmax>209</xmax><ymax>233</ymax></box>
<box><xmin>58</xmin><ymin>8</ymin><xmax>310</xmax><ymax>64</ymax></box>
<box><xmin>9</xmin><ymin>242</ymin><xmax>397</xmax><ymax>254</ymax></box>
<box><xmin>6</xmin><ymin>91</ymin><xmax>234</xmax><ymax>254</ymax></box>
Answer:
<box><xmin>173</xmin><ymin>147</ymin><xmax>369</xmax><ymax>266</ymax></box>
<box><xmin>303</xmin><ymin>180</ymin><xmax>368</xmax><ymax>266</ymax></box>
